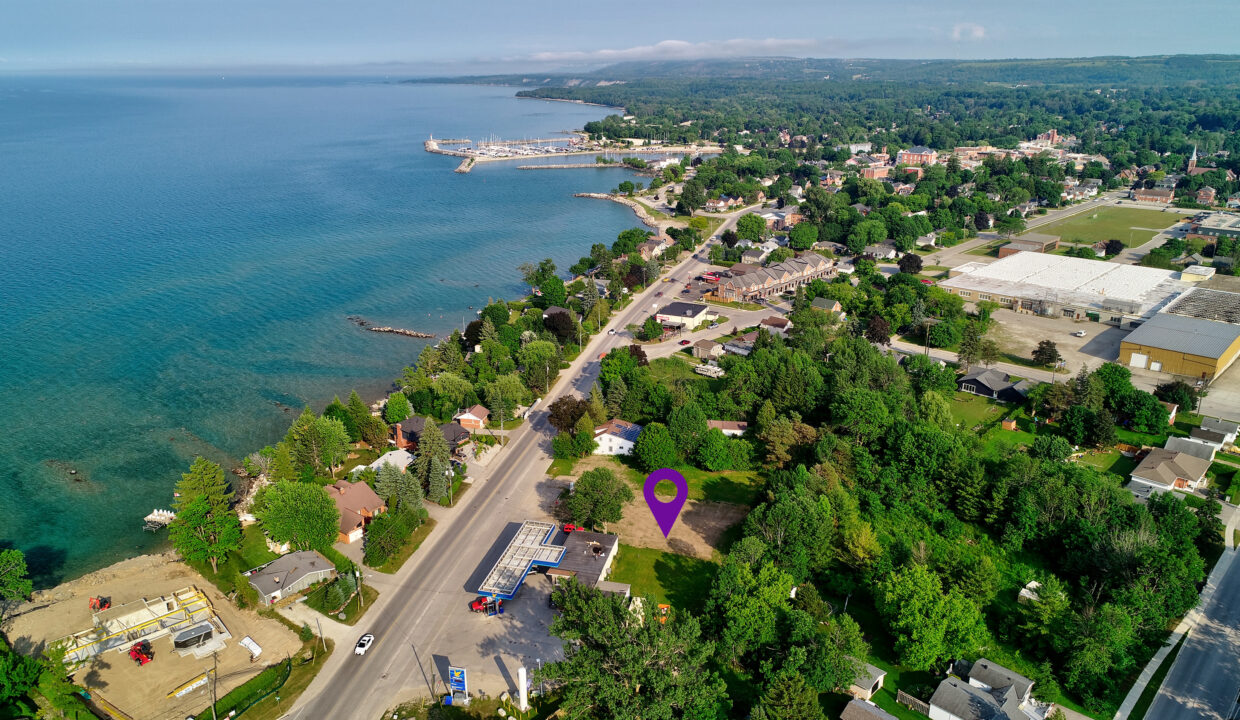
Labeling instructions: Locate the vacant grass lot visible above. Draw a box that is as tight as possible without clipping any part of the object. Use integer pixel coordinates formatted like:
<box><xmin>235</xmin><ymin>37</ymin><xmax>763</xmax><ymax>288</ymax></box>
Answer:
<box><xmin>1026</xmin><ymin>206</ymin><xmax>1181</xmax><ymax>247</ymax></box>
<box><xmin>609</xmin><ymin>544</ymin><xmax>717</xmax><ymax>614</ymax></box>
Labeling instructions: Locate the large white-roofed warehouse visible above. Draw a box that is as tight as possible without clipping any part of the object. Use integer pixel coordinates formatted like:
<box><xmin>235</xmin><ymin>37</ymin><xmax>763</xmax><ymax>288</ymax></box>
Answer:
<box><xmin>940</xmin><ymin>254</ymin><xmax>1191</xmax><ymax>326</ymax></box>
<box><xmin>1121</xmin><ymin>288</ymin><xmax>1240</xmax><ymax>380</ymax></box>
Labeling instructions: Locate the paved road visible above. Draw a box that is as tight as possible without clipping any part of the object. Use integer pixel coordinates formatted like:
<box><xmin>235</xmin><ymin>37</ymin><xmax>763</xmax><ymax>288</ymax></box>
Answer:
<box><xmin>282</xmin><ymin>212</ymin><xmax>763</xmax><ymax>719</ymax></box>
<box><xmin>1144</xmin><ymin>549</ymin><xmax>1240</xmax><ymax>720</ymax></box>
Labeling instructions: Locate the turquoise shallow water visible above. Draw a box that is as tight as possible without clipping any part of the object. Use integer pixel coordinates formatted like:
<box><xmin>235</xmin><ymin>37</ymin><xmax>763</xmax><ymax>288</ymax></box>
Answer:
<box><xmin>0</xmin><ymin>77</ymin><xmax>639</xmax><ymax>585</ymax></box>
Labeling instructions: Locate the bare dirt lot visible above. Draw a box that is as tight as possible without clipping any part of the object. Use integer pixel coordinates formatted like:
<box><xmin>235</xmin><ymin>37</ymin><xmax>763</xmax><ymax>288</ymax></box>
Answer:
<box><xmin>620</xmin><ymin>497</ymin><xmax>746</xmax><ymax>560</ymax></box>
<box><xmin>5</xmin><ymin>552</ymin><xmax>299</xmax><ymax>720</ymax></box>
<box><xmin>559</xmin><ymin>455</ymin><xmax>747</xmax><ymax>560</ymax></box>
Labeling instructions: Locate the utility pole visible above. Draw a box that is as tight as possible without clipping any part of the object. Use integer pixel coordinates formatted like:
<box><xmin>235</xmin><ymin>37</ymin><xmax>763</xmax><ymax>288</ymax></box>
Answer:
<box><xmin>210</xmin><ymin>653</ymin><xmax>218</xmax><ymax>720</ymax></box>
<box><xmin>315</xmin><ymin>618</ymin><xmax>326</xmax><ymax>653</ymax></box>
<box><xmin>356</xmin><ymin>568</ymin><xmax>364</xmax><ymax>610</ymax></box>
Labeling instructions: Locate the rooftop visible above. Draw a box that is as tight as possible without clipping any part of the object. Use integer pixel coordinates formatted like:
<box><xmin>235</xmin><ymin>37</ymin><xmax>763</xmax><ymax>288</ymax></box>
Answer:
<box><xmin>478</xmin><ymin>521</ymin><xmax>565</xmax><ymax>599</ymax></box>
<box><xmin>595</xmin><ymin>418</ymin><xmax>643</xmax><ymax>443</ymax></box>
<box><xmin>1132</xmin><ymin>448</ymin><xmax>1212</xmax><ymax>488</ymax></box>
<box><xmin>657</xmin><ymin>301</ymin><xmax>708</xmax><ymax>318</ymax></box>
<box><xmin>556</xmin><ymin>530</ymin><xmax>620</xmax><ymax>587</ymax></box>
<box><xmin>1124</xmin><ymin>312</ymin><xmax>1240</xmax><ymax>360</ymax></box>
<box><xmin>841</xmin><ymin>699</ymin><xmax>899</xmax><ymax>720</ymax></box>
<box><xmin>248</xmin><ymin>551</ymin><xmax>335</xmax><ymax>597</ymax></box>
<box><xmin>941</xmin><ymin>253</ymin><xmax>1188</xmax><ymax>317</ymax></box>
<box><xmin>1193</xmin><ymin>212</ymin><xmax>1240</xmax><ymax>232</ymax></box>
<box><xmin>1164</xmin><ymin>287</ymin><xmax>1240</xmax><ymax>324</ymax></box>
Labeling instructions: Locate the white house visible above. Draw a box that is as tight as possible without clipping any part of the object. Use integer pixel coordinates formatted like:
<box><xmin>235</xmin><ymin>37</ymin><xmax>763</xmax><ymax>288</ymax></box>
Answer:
<box><xmin>359</xmin><ymin>449</ymin><xmax>414</xmax><ymax>475</ymax></box>
<box><xmin>707</xmin><ymin>420</ymin><xmax>749</xmax><ymax>437</ymax></box>
<box><xmin>593</xmin><ymin>419</ymin><xmax>643</xmax><ymax>455</ymax></box>
<box><xmin>655</xmin><ymin>302</ymin><xmax>714</xmax><ymax>329</ymax></box>
<box><xmin>1201</xmin><ymin>417</ymin><xmax>1239</xmax><ymax>447</ymax></box>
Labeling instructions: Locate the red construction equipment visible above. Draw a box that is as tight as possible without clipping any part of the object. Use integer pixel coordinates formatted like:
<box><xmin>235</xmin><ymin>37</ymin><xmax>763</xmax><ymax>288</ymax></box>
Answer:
<box><xmin>128</xmin><ymin>641</ymin><xmax>153</xmax><ymax>666</ymax></box>
<box><xmin>88</xmin><ymin>596</ymin><xmax>111</xmax><ymax>611</ymax></box>
<box><xmin>562</xmin><ymin>524</ymin><xmax>582</xmax><ymax>533</ymax></box>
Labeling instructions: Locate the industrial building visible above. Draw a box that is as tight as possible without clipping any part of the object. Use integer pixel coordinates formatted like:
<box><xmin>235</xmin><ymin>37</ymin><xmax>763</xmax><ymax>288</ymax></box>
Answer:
<box><xmin>941</xmin><ymin>254</ymin><xmax>1191</xmax><ymax>326</ymax></box>
<box><xmin>1120</xmin><ymin>288</ymin><xmax>1240</xmax><ymax>379</ymax></box>
<box><xmin>1185</xmin><ymin>212</ymin><xmax>1240</xmax><ymax>243</ymax></box>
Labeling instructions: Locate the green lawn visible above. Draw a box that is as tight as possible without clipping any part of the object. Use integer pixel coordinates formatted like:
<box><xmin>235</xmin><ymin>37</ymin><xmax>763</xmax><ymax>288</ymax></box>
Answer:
<box><xmin>1208</xmin><ymin>462</ymin><xmax>1240</xmax><ymax>502</ymax></box>
<box><xmin>1026</xmin><ymin>206</ymin><xmax>1180</xmax><ymax>247</ymax></box>
<box><xmin>1080</xmin><ymin>450</ymin><xmax>1140</xmax><ymax>479</ymax></box>
<box><xmin>609</xmin><ymin>544</ymin><xmax>718</xmax><ymax>615</ymax></box>
<box><xmin>603</xmin><ymin>454</ymin><xmax>763</xmax><ymax>505</ymax></box>
<box><xmin>372</xmin><ymin>517</ymin><xmax>437</xmax><ymax>574</ymax></box>
<box><xmin>187</xmin><ymin>525</ymin><xmax>279</xmax><ymax>608</ymax></box>
<box><xmin>648</xmin><ymin>356</ymin><xmax>700</xmax><ymax>383</ymax></box>
<box><xmin>950</xmin><ymin>393</ymin><xmax>1014</xmax><ymax>431</ymax></box>
<box><xmin>1131</xmin><ymin>633</ymin><xmax>1188</xmax><ymax>720</ymax></box>
<box><xmin>546</xmin><ymin>457</ymin><xmax>578</xmax><ymax>477</ymax></box>
<box><xmin>303</xmin><ymin>582</ymin><xmax>379</xmax><ymax>625</ymax></box>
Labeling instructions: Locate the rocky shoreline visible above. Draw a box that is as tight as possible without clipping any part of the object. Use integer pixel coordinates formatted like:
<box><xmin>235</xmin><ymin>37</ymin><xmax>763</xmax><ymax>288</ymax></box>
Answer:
<box><xmin>573</xmin><ymin>192</ymin><xmax>662</xmax><ymax>230</ymax></box>
<box><xmin>347</xmin><ymin>315</ymin><xmax>436</xmax><ymax>339</ymax></box>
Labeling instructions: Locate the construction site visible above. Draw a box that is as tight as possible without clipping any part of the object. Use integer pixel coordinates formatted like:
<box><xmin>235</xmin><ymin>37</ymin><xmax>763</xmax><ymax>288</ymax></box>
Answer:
<box><xmin>4</xmin><ymin>552</ymin><xmax>299</xmax><ymax>720</ymax></box>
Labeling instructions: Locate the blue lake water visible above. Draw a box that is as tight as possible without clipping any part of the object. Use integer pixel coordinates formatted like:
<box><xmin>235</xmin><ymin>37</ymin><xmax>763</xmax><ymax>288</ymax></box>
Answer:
<box><xmin>0</xmin><ymin>77</ymin><xmax>640</xmax><ymax>585</ymax></box>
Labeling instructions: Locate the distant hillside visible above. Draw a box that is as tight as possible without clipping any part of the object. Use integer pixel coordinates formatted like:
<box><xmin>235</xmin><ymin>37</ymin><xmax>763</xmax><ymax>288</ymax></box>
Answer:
<box><xmin>415</xmin><ymin>55</ymin><xmax>1240</xmax><ymax>89</ymax></box>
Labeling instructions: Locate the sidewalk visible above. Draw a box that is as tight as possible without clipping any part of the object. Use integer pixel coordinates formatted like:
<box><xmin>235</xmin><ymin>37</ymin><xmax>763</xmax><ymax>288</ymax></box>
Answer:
<box><xmin>1111</xmin><ymin>511</ymin><xmax>1240</xmax><ymax>719</ymax></box>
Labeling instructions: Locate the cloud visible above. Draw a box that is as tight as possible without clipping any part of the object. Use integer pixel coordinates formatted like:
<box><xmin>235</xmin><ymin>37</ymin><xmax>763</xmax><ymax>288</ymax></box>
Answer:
<box><xmin>951</xmin><ymin>23</ymin><xmax>986</xmax><ymax>42</ymax></box>
<box><xmin>520</xmin><ymin>37</ymin><xmax>821</xmax><ymax>64</ymax></box>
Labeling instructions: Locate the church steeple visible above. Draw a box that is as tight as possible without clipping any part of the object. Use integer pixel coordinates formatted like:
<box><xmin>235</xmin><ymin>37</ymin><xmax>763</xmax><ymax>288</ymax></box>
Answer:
<box><xmin>1189</xmin><ymin>145</ymin><xmax>1198</xmax><ymax>172</ymax></box>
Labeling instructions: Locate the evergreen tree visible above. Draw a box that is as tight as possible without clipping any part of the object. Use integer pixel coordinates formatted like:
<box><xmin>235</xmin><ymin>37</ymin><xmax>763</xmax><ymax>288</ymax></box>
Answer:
<box><xmin>174</xmin><ymin>456</ymin><xmax>234</xmax><ymax>512</ymax></box>
<box><xmin>346</xmin><ymin>391</ymin><xmax>372</xmax><ymax>435</ymax></box>
<box><xmin>285</xmin><ymin>407</ymin><xmax>323</xmax><ymax>472</ymax></box>
<box><xmin>427</xmin><ymin>457</ymin><xmax>451</xmax><ymax>503</ymax></box>
<box><xmin>588</xmin><ymin>384</ymin><xmax>608</xmax><ymax>425</ymax></box>
<box><xmin>374</xmin><ymin>463</ymin><xmax>403</xmax><ymax>504</ymax></box>
<box><xmin>326</xmin><ymin>582</ymin><xmax>346</xmax><ymax>611</ymax></box>
<box><xmin>605</xmin><ymin>376</ymin><xmax>627</xmax><ymax>419</ymax></box>
<box><xmin>479</xmin><ymin>316</ymin><xmax>500</xmax><ymax>344</ymax></box>
<box><xmin>411</xmin><ymin>419</ymin><xmax>452</xmax><ymax>498</ymax></box>
<box><xmin>755</xmin><ymin>674</ymin><xmax>822</xmax><ymax>720</ymax></box>
<box><xmin>313</xmin><ymin>415</ymin><xmax>351</xmax><ymax>474</ymax></box>
<box><xmin>323</xmin><ymin>396</ymin><xmax>359</xmax><ymax>442</ymax></box>
<box><xmin>396</xmin><ymin>467</ymin><xmax>425</xmax><ymax>510</ymax></box>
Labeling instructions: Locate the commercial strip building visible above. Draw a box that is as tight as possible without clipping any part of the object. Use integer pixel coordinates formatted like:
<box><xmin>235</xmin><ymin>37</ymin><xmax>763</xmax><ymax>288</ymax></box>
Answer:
<box><xmin>477</xmin><ymin>520</ymin><xmax>627</xmax><ymax>600</ymax></box>
<box><xmin>714</xmin><ymin>252</ymin><xmax>834</xmax><ymax>302</ymax></box>
<box><xmin>1120</xmin><ymin>288</ymin><xmax>1240</xmax><ymax>379</ymax></box>
<box><xmin>941</xmin><ymin>254</ymin><xmax>1190</xmax><ymax>327</ymax></box>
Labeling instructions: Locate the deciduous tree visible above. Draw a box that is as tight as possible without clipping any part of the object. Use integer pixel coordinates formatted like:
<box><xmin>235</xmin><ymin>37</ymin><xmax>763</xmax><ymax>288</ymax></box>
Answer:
<box><xmin>633</xmin><ymin>422</ymin><xmax>678</xmax><ymax>472</ymax></box>
<box><xmin>563</xmin><ymin>468</ymin><xmax>634</xmax><ymax>530</ymax></box>
<box><xmin>169</xmin><ymin>495</ymin><xmax>242</xmax><ymax>574</ymax></box>
<box><xmin>538</xmin><ymin>582</ymin><xmax>729</xmax><ymax>720</ymax></box>
<box><xmin>253</xmin><ymin>480</ymin><xmax>340</xmax><ymax>552</ymax></box>
<box><xmin>384</xmin><ymin>393</ymin><xmax>411</xmax><ymax>424</ymax></box>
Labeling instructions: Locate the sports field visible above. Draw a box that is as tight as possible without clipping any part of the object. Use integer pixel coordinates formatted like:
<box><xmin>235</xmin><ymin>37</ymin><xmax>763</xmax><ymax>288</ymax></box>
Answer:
<box><xmin>1026</xmin><ymin>206</ymin><xmax>1181</xmax><ymax>247</ymax></box>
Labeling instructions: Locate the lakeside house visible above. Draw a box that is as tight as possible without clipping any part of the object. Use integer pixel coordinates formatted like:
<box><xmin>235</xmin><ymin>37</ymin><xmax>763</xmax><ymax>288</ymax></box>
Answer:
<box><xmin>247</xmin><ymin>551</ymin><xmax>337</xmax><ymax>607</ymax></box>
<box><xmin>453</xmin><ymin>404</ymin><xmax>490</xmax><ymax>431</ymax></box>
<box><xmin>358</xmin><ymin>449</ymin><xmax>413</xmax><ymax>475</ymax></box>
<box><xmin>326</xmin><ymin>479</ymin><xmax>386</xmax><ymax>544</ymax></box>
<box><xmin>394</xmin><ymin>416</ymin><xmax>472</xmax><ymax>457</ymax></box>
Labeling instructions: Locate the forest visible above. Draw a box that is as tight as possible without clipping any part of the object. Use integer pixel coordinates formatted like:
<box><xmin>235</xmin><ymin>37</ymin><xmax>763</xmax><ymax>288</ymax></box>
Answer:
<box><xmin>535</xmin><ymin>275</ymin><xmax>1223</xmax><ymax>719</ymax></box>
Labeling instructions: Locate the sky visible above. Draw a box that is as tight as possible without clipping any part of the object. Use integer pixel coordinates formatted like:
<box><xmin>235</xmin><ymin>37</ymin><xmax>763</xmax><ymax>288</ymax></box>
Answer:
<box><xmin>3</xmin><ymin>0</ymin><xmax>1239</xmax><ymax>74</ymax></box>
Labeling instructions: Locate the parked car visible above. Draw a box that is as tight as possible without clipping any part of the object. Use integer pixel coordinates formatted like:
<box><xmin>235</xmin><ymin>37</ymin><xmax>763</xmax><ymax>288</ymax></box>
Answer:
<box><xmin>679</xmin><ymin>339</ymin><xmax>692</xmax><ymax>346</ymax></box>
<box><xmin>709</xmin><ymin>323</ymin><xmax>720</xmax><ymax>329</ymax></box>
<box><xmin>354</xmin><ymin>634</ymin><xmax>375</xmax><ymax>656</ymax></box>
<box><xmin>656</xmin><ymin>291</ymin><xmax>663</xmax><ymax>297</ymax></box>
<box><xmin>1071</xmin><ymin>330</ymin><xmax>1087</xmax><ymax>337</ymax></box>
<box><xmin>563</xmin><ymin>523</ymin><xmax>582</xmax><ymax>533</ymax></box>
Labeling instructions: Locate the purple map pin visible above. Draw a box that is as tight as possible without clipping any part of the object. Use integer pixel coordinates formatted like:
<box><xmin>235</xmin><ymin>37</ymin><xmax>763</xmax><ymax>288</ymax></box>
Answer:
<box><xmin>644</xmin><ymin>468</ymin><xmax>688</xmax><ymax>538</ymax></box>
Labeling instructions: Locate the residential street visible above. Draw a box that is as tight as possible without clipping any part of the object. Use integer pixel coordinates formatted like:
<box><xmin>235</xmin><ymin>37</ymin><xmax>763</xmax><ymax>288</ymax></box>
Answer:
<box><xmin>281</xmin><ymin>212</ymin><xmax>764</xmax><ymax>719</ymax></box>
<box><xmin>1142</xmin><ymin>548</ymin><xmax>1240</xmax><ymax>720</ymax></box>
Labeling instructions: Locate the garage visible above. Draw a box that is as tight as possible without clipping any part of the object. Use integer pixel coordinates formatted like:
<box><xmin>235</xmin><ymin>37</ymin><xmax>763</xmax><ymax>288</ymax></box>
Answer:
<box><xmin>1129</xmin><ymin>352</ymin><xmax>1148</xmax><ymax>369</ymax></box>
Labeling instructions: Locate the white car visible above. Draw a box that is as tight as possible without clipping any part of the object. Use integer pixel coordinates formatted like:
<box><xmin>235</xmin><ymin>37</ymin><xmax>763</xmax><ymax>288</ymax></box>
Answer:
<box><xmin>354</xmin><ymin>633</ymin><xmax>375</xmax><ymax>656</ymax></box>
<box><xmin>1071</xmin><ymin>330</ymin><xmax>1087</xmax><ymax>337</ymax></box>
<box><xmin>607</xmin><ymin>329</ymin><xmax>617</xmax><ymax>335</ymax></box>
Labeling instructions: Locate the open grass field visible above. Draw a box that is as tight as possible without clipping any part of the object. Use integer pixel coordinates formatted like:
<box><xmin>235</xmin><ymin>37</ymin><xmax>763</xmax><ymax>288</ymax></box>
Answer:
<box><xmin>609</xmin><ymin>544</ymin><xmax>718</xmax><ymax>614</ymax></box>
<box><xmin>1025</xmin><ymin>206</ymin><xmax>1181</xmax><ymax>247</ymax></box>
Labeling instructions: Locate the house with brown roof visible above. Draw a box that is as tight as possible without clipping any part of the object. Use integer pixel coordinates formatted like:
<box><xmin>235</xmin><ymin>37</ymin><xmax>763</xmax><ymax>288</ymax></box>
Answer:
<box><xmin>707</xmin><ymin>420</ymin><xmax>749</xmax><ymax>437</ymax></box>
<box><xmin>693</xmin><ymin>339</ymin><xmax>725</xmax><ymax>360</ymax></box>
<box><xmin>453</xmin><ymin>404</ymin><xmax>490</xmax><ymax>431</ymax></box>
<box><xmin>1197</xmin><ymin>186</ymin><xmax>1217</xmax><ymax>205</ymax></box>
<box><xmin>1130</xmin><ymin>187</ymin><xmax>1174</xmax><ymax>204</ymax></box>
<box><xmin>1130</xmin><ymin>448</ymin><xmax>1212</xmax><ymax>494</ymax></box>
<box><xmin>325</xmin><ymin>479</ymin><xmax>386</xmax><ymax>544</ymax></box>
<box><xmin>760</xmin><ymin>316</ymin><xmax>792</xmax><ymax>337</ymax></box>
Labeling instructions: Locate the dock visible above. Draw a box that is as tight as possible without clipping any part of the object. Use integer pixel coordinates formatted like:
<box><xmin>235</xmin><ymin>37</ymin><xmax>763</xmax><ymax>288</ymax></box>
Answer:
<box><xmin>517</xmin><ymin>163</ymin><xmax>630</xmax><ymax>170</ymax></box>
